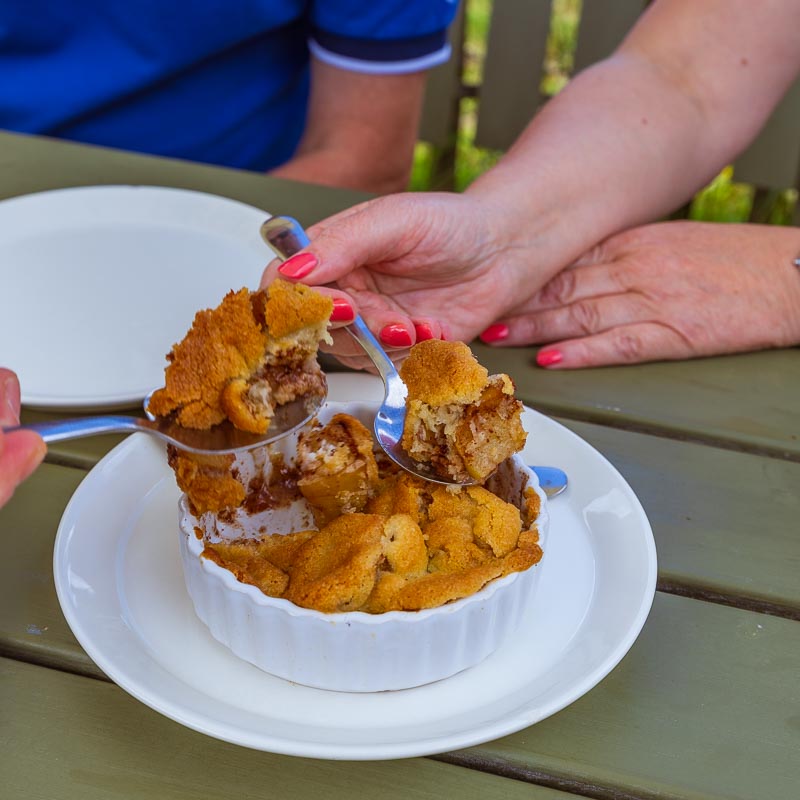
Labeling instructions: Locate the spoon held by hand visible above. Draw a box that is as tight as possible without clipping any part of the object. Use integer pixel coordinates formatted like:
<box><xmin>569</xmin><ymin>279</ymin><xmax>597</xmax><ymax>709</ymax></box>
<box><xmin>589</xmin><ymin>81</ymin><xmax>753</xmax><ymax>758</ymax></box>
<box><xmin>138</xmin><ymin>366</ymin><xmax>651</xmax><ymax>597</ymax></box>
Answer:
<box><xmin>4</xmin><ymin>390</ymin><xmax>320</xmax><ymax>455</ymax></box>
<box><xmin>261</xmin><ymin>215</ymin><xmax>477</xmax><ymax>487</ymax></box>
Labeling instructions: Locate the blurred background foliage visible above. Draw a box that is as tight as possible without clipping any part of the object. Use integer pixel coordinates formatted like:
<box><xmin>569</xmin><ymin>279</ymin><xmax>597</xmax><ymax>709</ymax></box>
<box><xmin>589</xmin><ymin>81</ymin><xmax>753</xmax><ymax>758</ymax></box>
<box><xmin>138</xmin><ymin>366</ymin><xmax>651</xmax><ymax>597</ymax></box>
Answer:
<box><xmin>410</xmin><ymin>0</ymin><xmax>798</xmax><ymax>225</ymax></box>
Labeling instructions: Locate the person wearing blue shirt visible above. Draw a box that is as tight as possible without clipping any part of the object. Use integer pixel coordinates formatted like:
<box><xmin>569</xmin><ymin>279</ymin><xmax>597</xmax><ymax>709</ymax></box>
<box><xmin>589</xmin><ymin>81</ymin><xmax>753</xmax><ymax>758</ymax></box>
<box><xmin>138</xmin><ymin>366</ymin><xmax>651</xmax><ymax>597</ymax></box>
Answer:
<box><xmin>0</xmin><ymin>0</ymin><xmax>459</xmax><ymax>192</ymax></box>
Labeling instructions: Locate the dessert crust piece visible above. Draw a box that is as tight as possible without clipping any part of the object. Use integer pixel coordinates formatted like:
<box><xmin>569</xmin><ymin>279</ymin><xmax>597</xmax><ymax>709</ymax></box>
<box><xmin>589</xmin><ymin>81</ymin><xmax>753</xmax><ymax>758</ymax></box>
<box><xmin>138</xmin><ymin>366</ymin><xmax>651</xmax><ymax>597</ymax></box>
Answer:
<box><xmin>400</xmin><ymin>339</ymin><xmax>487</xmax><ymax>406</ymax></box>
<box><xmin>202</xmin><ymin>530</ymin><xmax>316</xmax><ymax>596</ymax></box>
<box><xmin>285</xmin><ymin>513</ymin><xmax>386</xmax><ymax>613</ymax></box>
<box><xmin>400</xmin><ymin>340</ymin><xmax>527</xmax><ymax>482</ymax></box>
<box><xmin>148</xmin><ymin>280</ymin><xmax>332</xmax><ymax>434</ymax></box>
<box><xmin>155</xmin><ymin>280</ymin><xmax>332</xmax><ymax>515</ymax></box>
<box><xmin>297</xmin><ymin>414</ymin><xmax>380</xmax><ymax>525</ymax></box>
<box><xmin>168</xmin><ymin>448</ymin><xmax>245</xmax><ymax>515</ymax></box>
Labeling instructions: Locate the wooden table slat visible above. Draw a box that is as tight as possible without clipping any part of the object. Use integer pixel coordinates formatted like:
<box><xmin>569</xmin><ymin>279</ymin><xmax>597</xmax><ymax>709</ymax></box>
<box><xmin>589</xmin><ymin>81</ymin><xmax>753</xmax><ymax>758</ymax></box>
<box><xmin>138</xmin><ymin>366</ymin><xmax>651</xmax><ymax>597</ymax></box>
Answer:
<box><xmin>464</xmin><ymin>592</ymin><xmax>800</xmax><ymax>800</ymax></box>
<box><xmin>2</xmin><ymin>130</ymin><xmax>799</xmax><ymax>800</ymax></box>
<box><xmin>0</xmin><ymin>657</ymin><xmax>576</xmax><ymax>800</ymax></box>
<box><xmin>2</xmin><ymin>465</ymin><xmax>798</xmax><ymax>800</ymax></box>
<box><xmin>3</xmin><ymin>130</ymin><xmax>798</xmax><ymax>461</ymax></box>
<box><xmin>555</xmin><ymin>418</ymin><xmax>800</xmax><ymax>614</ymax></box>
<box><xmin>0</xmin><ymin>131</ymin><xmax>369</xmax><ymax>225</ymax></box>
<box><xmin>474</xmin><ymin>343</ymin><xmax>800</xmax><ymax>462</ymax></box>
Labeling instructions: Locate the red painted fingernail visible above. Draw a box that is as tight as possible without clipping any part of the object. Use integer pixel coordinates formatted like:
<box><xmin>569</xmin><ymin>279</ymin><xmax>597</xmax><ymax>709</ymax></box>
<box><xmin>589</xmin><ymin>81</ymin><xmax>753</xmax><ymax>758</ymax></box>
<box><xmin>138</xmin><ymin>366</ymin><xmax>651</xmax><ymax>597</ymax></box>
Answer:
<box><xmin>380</xmin><ymin>324</ymin><xmax>414</xmax><ymax>348</ymax></box>
<box><xmin>414</xmin><ymin>322</ymin><xmax>435</xmax><ymax>341</ymax></box>
<box><xmin>479</xmin><ymin>324</ymin><xmax>509</xmax><ymax>344</ymax></box>
<box><xmin>278</xmin><ymin>252</ymin><xmax>317</xmax><ymax>279</ymax></box>
<box><xmin>536</xmin><ymin>349</ymin><xmax>563</xmax><ymax>367</ymax></box>
<box><xmin>329</xmin><ymin>298</ymin><xmax>354</xmax><ymax>323</ymax></box>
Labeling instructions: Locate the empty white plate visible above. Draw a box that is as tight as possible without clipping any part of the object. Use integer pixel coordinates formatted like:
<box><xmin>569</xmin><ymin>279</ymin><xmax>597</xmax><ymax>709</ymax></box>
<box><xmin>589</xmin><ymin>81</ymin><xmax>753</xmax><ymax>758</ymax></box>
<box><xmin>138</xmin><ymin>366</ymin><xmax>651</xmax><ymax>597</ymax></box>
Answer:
<box><xmin>0</xmin><ymin>185</ymin><xmax>272</xmax><ymax>409</ymax></box>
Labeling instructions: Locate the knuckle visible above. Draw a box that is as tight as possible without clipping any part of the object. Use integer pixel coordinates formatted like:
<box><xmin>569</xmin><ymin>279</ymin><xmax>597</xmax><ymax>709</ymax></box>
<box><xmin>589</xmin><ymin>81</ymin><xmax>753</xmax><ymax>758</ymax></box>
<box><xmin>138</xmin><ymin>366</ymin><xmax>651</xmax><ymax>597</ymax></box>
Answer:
<box><xmin>612</xmin><ymin>330</ymin><xmax>645</xmax><ymax>362</ymax></box>
<box><xmin>540</xmin><ymin>269</ymin><xmax>577</xmax><ymax>306</ymax></box>
<box><xmin>518</xmin><ymin>314</ymin><xmax>546</xmax><ymax>342</ymax></box>
<box><xmin>568</xmin><ymin>300</ymin><xmax>601</xmax><ymax>335</ymax></box>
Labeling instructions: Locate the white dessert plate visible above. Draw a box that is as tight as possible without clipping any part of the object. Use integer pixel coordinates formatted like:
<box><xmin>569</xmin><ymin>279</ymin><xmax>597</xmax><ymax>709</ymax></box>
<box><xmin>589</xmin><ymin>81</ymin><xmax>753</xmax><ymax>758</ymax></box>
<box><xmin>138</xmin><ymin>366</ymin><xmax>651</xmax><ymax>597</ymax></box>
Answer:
<box><xmin>54</xmin><ymin>373</ymin><xmax>657</xmax><ymax>761</ymax></box>
<box><xmin>0</xmin><ymin>185</ymin><xmax>271</xmax><ymax>410</ymax></box>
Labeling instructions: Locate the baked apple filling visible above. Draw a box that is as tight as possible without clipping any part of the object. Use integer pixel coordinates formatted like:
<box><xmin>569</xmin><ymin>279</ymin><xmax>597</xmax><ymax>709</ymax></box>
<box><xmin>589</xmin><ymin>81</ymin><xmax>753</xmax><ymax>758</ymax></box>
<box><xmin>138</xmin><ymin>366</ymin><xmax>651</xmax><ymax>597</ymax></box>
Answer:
<box><xmin>296</xmin><ymin>413</ymin><xmax>380</xmax><ymax>525</ymax></box>
<box><xmin>400</xmin><ymin>340</ymin><xmax>527</xmax><ymax>482</ymax></box>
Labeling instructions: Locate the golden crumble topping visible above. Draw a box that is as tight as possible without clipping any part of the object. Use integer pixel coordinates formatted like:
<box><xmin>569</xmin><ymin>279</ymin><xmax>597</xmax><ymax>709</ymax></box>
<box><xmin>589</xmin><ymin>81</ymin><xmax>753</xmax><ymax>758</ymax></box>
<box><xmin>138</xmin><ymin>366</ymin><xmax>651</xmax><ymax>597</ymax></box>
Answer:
<box><xmin>154</xmin><ymin>280</ymin><xmax>333</xmax><ymax>514</ymax></box>
<box><xmin>200</xmin><ymin>414</ymin><xmax>543</xmax><ymax>614</ymax></box>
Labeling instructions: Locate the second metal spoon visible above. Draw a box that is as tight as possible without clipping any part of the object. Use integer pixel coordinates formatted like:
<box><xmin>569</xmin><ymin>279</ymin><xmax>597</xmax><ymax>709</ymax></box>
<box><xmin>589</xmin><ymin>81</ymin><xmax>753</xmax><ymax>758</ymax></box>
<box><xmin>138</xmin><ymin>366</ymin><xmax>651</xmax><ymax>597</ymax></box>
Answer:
<box><xmin>4</xmin><ymin>390</ymin><xmax>319</xmax><ymax>455</ymax></box>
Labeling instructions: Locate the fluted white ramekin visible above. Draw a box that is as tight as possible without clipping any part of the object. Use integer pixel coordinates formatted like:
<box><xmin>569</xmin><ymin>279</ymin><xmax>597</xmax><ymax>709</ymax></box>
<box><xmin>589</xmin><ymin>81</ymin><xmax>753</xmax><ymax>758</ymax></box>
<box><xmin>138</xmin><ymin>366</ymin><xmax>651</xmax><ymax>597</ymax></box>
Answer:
<box><xmin>178</xmin><ymin>401</ymin><xmax>549</xmax><ymax>692</ymax></box>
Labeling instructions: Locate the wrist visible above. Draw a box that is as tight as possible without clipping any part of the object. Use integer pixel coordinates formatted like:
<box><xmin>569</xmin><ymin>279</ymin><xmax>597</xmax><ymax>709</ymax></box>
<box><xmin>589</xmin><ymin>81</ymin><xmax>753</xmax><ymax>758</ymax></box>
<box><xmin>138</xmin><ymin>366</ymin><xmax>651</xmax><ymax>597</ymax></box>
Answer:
<box><xmin>465</xmin><ymin>161</ymin><xmax>608</xmax><ymax>290</ymax></box>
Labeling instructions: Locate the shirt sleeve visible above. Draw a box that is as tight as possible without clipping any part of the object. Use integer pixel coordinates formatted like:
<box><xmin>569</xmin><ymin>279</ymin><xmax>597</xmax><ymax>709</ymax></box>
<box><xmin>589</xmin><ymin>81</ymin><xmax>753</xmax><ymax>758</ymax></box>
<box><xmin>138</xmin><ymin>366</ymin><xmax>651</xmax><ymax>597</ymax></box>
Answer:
<box><xmin>309</xmin><ymin>1</ymin><xmax>460</xmax><ymax>75</ymax></box>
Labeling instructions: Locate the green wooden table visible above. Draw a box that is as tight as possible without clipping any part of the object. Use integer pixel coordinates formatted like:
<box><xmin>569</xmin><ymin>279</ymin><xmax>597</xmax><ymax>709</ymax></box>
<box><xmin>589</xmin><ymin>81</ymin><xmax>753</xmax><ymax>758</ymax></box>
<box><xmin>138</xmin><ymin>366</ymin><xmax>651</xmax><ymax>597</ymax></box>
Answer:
<box><xmin>1</xmin><ymin>132</ymin><xmax>798</xmax><ymax>800</ymax></box>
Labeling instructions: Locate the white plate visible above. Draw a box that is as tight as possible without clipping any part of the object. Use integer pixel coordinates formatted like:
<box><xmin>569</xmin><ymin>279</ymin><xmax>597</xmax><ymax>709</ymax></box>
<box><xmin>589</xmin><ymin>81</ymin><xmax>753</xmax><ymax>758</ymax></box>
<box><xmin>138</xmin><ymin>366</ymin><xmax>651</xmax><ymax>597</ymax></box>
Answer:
<box><xmin>0</xmin><ymin>186</ymin><xmax>271</xmax><ymax>410</ymax></box>
<box><xmin>54</xmin><ymin>373</ymin><xmax>657</xmax><ymax>760</ymax></box>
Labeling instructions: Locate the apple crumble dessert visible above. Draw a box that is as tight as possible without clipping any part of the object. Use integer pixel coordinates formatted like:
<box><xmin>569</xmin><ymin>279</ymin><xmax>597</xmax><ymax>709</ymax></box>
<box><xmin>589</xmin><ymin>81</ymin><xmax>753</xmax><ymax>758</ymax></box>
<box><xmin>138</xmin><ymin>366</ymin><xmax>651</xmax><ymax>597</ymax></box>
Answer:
<box><xmin>148</xmin><ymin>279</ymin><xmax>332</xmax><ymax>434</ymax></box>
<box><xmin>399</xmin><ymin>339</ymin><xmax>527</xmax><ymax>482</ymax></box>
<box><xmin>201</xmin><ymin>412</ymin><xmax>543</xmax><ymax>614</ymax></box>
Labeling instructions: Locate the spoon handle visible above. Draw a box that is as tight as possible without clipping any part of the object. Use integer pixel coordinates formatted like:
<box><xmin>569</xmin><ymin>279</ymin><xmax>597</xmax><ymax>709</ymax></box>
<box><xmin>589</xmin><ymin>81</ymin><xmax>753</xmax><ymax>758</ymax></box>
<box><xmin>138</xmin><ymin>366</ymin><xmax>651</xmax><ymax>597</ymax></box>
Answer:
<box><xmin>344</xmin><ymin>316</ymin><xmax>402</xmax><ymax>385</ymax></box>
<box><xmin>4</xmin><ymin>416</ymin><xmax>143</xmax><ymax>443</ymax></box>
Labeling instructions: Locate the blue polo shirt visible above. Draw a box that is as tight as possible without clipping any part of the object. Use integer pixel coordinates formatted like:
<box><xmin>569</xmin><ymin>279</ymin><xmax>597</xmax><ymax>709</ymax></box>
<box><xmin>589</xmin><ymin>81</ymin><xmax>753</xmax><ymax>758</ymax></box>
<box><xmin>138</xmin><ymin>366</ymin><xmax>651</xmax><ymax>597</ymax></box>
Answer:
<box><xmin>0</xmin><ymin>1</ymin><xmax>458</xmax><ymax>170</ymax></box>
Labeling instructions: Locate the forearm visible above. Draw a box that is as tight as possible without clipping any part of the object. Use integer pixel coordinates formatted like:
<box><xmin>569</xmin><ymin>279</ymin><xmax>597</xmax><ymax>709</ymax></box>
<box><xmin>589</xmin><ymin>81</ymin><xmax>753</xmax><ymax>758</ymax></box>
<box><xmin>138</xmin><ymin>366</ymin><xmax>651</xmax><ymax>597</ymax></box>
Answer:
<box><xmin>270</xmin><ymin>141</ymin><xmax>413</xmax><ymax>195</ymax></box>
<box><xmin>469</xmin><ymin>55</ymin><xmax>736</xmax><ymax>281</ymax></box>
<box><xmin>270</xmin><ymin>59</ymin><xmax>425</xmax><ymax>194</ymax></box>
<box><xmin>469</xmin><ymin>0</ymin><xmax>800</xmax><ymax>285</ymax></box>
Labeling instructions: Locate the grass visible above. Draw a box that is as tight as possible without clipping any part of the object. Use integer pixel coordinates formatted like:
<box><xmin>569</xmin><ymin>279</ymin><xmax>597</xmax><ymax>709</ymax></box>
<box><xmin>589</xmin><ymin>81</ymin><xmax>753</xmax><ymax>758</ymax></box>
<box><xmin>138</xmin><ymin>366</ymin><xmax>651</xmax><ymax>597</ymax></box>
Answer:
<box><xmin>411</xmin><ymin>0</ymin><xmax>797</xmax><ymax>225</ymax></box>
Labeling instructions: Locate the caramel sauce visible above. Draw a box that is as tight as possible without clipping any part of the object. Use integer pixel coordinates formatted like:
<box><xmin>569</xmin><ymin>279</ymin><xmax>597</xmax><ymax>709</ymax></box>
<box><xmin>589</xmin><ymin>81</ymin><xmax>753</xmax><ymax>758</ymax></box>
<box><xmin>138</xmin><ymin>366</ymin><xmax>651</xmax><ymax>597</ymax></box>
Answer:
<box><xmin>244</xmin><ymin>453</ymin><xmax>301</xmax><ymax>513</ymax></box>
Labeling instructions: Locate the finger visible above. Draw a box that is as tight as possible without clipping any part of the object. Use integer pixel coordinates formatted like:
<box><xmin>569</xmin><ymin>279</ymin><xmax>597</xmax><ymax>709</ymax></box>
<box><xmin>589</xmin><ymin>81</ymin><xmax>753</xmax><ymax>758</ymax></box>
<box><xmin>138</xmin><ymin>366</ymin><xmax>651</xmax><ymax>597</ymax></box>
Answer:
<box><xmin>534</xmin><ymin>322</ymin><xmax>693</xmax><ymax>369</ymax></box>
<box><xmin>259</xmin><ymin>203</ymin><xmax>378</xmax><ymax>287</ymax></box>
<box><xmin>516</xmin><ymin>262</ymin><xmax>627</xmax><ymax>315</ymax></box>
<box><xmin>321</xmin><ymin>317</ymin><xmax>415</xmax><ymax>361</ymax></box>
<box><xmin>410</xmin><ymin>317</ymin><xmax>443</xmax><ymax>342</ymax></box>
<box><xmin>0</xmin><ymin>430</ymin><xmax>46</xmax><ymax>507</ymax></box>
<box><xmin>304</xmin><ymin>200</ymin><xmax>377</xmax><ymax>240</ymax></box>
<box><xmin>488</xmin><ymin>292</ymin><xmax>656</xmax><ymax>346</ymax></box>
<box><xmin>0</xmin><ymin>369</ymin><xmax>21</xmax><ymax>426</ymax></box>
<box><xmin>297</xmin><ymin>286</ymin><xmax>357</xmax><ymax>328</ymax></box>
<box><xmin>260</xmin><ymin>258</ymin><xmax>283</xmax><ymax>289</ymax></box>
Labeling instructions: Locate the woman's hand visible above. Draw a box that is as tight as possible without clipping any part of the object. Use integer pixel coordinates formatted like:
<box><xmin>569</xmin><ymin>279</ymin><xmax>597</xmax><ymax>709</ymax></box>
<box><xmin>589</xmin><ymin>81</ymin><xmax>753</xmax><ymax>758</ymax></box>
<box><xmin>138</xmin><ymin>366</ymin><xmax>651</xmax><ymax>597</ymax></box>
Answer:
<box><xmin>260</xmin><ymin>192</ymin><xmax>540</xmax><ymax>369</ymax></box>
<box><xmin>481</xmin><ymin>221</ymin><xmax>800</xmax><ymax>368</ymax></box>
<box><xmin>0</xmin><ymin>369</ymin><xmax>46</xmax><ymax>507</ymax></box>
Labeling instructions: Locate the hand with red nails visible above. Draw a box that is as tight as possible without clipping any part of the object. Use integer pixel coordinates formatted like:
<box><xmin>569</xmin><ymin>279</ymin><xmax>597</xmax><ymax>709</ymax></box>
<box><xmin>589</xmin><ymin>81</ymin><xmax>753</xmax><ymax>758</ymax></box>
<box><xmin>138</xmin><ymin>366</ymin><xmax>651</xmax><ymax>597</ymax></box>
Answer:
<box><xmin>0</xmin><ymin>369</ymin><xmax>46</xmax><ymax>508</ymax></box>
<box><xmin>489</xmin><ymin>222</ymin><xmax>800</xmax><ymax>368</ymax></box>
<box><xmin>261</xmin><ymin>193</ymin><xmax>538</xmax><ymax>370</ymax></box>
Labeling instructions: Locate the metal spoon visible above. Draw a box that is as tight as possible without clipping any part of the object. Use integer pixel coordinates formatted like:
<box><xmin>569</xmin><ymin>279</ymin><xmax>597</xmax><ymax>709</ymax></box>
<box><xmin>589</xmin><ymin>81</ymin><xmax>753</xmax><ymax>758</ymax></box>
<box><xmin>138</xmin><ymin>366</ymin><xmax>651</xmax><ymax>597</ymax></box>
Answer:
<box><xmin>531</xmin><ymin>466</ymin><xmax>568</xmax><ymax>498</ymax></box>
<box><xmin>3</xmin><ymin>391</ymin><xmax>320</xmax><ymax>455</ymax></box>
<box><xmin>261</xmin><ymin>215</ymin><xmax>469</xmax><ymax>485</ymax></box>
